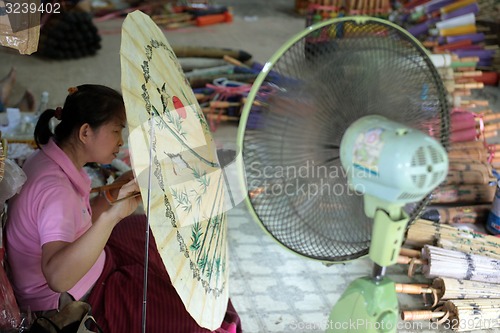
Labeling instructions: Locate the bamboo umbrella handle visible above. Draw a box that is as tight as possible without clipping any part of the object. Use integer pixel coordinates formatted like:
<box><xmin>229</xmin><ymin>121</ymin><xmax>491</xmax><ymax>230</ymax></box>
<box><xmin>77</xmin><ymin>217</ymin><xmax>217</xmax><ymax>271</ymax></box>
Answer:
<box><xmin>483</xmin><ymin>123</ymin><xmax>500</xmax><ymax>132</ymax></box>
<box><xmin>397</xmin><ymin>255</ymin><xmax>427</xmax><ymax>277</ymax></box>
<box><xmin>241</xmin><ymin>97</ymin><xmax>265</xmax><ymax>107</ymax></box>
<box><xmin>455</xmin><ymin>82</ymin><xmax>484</xmax><ymax>90</ymax></box>
<box><xmin>400</xmin><ymin>248</ymin><xmax>421</xmax><ymax>258</ymax></box>
<box><xmin>401</xmin><ymin>310</ymin><xmax>447</xmax><ymax>321</ymax></box>
<box><xmin>397</xmin><ymin>255</ymin><xmax>427</xmax><ymax>265</ymax></box>
<box><xmin>483</xmin><ymin>130</ymin><xmax>498</xmax><ymax>139</ymax></box>
<box><xmin>454</xmin><ymin>70</ymin><xmax>482</xmax><ymax>78</ymax></box>
<box><xmin>209</xmin><ymin>101</ymin><xmax>241</xmax><ymax>108</ymax></box>
<box><xmin>460</xmin><ymin>99</ymin><xmax>488</xmax><ymax>107</ymax></box>
<box><xmin>395</xmin><ymin>283</ymin><xmax>431</xmax><ymax>294</ymax></box>
<box><xmin>452</xmin><ymin>89</ymin><xmax>471</xmax><ymax>97</ymax></box>
<box><xmin>482</xmin><ymin>113</ymin><xmax>500</xmax><ymax>122</ymax></box>
<box><xmin>223</xmin><ymin>55</ymin><xmax>250</xmax><ymax>68</ymax></box>
<box><xmin>397</xmin><ymin>255</ymin><xmax>411</xmax><ymax>264</ymax></box>
<box><xmin>396</xmin><ymin>284</ymin><xmax>441</xmax><ymax>307</ymax></box>
<box><xmin>204</xmin><ymin>114</ymin><xmax>240</xmax><ymax>122</ymax></box>
<box><xmin>195</xmin><ymin>93</ymin><xmax>209</xmax><ymax>101</ymax></box>
<box><xmin>456</xmin><ymin>56</ymin><xmax>480</xmax><ymax>63</ymax></box>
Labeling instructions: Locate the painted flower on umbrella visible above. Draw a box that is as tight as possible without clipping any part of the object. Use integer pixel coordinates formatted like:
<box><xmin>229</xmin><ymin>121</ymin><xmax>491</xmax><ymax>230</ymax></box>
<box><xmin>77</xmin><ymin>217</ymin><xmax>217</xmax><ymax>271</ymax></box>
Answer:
<box><xmin>173</xmin><ymin>96</ymin><xmax>187</xmax><ymax>119</ymax></box>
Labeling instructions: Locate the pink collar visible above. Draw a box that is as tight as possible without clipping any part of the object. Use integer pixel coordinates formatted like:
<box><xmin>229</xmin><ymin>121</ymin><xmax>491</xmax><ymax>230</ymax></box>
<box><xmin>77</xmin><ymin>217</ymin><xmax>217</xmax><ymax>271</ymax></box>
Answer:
<box><xmin>41</xmin><ymin>138</ymin><xmax>91</xmax><ymax>197</ymax></box>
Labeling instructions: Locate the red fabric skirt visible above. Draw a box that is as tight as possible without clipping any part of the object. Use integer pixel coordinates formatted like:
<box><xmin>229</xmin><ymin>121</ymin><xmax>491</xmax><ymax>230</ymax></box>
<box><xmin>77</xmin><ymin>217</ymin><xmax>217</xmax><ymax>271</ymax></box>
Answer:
<box><xmin>87</xmin><ymin>214</ymin><xmax>241</xmax><ymax>333</ymax></box>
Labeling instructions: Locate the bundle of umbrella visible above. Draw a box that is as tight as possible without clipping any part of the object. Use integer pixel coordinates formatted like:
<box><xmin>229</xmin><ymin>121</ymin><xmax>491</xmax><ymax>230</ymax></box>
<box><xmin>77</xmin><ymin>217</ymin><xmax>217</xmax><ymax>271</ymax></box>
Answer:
<box><xmin>391</xmin><ymin>0</ymin><xmax>500</xmax><ymax>81</ymax></box>
<box><xmin>150</xmin><ymin>3</ymin><xmax>233</xmax><ymax>30</ymax></box>
<box><xmin>417</xmin><ymin>53</ymin><xmax>499</xmax><ymax>233</ymax></box>
<box><xmin>303</xmin><ymin>0</ymin><xmax>392</xmax><ymax>27</ymax></box>
<box><xmin>395</xmin><ymin>219</ymin><xmax>500</xmax><ymax>331</ymax></box>
<box><xmin>387</xmin><ymin>41</ymin><xmax>500</xmax><ymax>330</ymax></box>
<box><xmin>168</xmin><ymin>46</ymin><xmax>276</xmax><ymax>132</ymax></box>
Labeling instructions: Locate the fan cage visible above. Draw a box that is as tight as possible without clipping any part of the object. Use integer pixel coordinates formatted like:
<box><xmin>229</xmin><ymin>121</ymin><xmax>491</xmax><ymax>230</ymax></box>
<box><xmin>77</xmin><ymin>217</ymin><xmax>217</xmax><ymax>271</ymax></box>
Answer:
<box><xmin>238</xmin><ymin>17</ymin><xmax>450</xmax><ymax>263</ymax></box>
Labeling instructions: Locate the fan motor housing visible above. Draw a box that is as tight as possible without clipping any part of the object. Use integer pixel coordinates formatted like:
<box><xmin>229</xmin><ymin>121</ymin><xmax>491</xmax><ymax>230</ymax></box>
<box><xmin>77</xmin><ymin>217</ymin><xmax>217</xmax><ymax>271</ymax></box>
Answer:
<box><xmin>340</xmin><ymin>115</ymin><xmax>449</xmax><ymax>204</ymax></box>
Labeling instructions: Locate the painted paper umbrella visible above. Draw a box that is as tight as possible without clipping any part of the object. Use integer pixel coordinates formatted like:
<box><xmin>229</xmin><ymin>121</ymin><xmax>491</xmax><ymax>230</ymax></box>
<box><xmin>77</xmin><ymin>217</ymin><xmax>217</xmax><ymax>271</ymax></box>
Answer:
<box><xmin>120</xmin><ymin>10</ymin><xmax>229</xmax><ymax>330</ymax></box>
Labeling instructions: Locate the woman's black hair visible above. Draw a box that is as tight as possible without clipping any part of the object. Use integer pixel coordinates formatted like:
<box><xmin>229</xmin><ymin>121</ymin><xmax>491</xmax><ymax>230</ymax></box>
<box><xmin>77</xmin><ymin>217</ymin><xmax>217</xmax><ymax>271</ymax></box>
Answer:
<box><xmin>34</xmin><ymin>84</ymin><xmax>124</xmax><ymax>149</ymax></box>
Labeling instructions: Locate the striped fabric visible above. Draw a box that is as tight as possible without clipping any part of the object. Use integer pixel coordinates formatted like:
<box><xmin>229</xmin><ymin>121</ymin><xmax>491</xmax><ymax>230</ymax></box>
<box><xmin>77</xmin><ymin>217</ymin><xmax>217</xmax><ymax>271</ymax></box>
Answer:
<box><xmin>87</xmin><ymin>214</ymin><xmax>241</xmax><ymax>333</ymax></box>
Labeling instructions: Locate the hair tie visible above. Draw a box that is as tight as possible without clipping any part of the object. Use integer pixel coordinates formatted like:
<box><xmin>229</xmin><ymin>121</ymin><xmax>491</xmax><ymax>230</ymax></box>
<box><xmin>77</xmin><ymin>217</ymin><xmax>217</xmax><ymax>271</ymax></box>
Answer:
<box><xmin>55</xmin><ymin>107</ymin><xmax>63</xmax><ymax>120</ymax></box>
<box><xmin>68</xmin><ymin>87</ymin><xmax>78</xmax><ymax>95</ymax></box>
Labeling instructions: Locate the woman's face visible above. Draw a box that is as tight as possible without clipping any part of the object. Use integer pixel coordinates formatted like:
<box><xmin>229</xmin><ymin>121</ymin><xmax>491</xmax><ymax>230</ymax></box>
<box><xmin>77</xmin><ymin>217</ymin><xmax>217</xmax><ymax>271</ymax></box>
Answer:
<box><xmin>90</xmin><ymin>117</ymin><xmax>125</xmax><ymax>164</ymax></box>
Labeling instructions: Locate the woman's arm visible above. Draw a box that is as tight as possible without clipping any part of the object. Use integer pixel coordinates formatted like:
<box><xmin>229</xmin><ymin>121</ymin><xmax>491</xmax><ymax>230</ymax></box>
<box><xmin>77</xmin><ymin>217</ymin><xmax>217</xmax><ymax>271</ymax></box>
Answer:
<box><xmin>89</xmin><ymin>192</ymin><xmax>111</xmax><ymax>222</ymax></box>
<box><xmin>41</xmin><ymin>179</ymin><xmax>141</xmax><ymax>292</ymax></box>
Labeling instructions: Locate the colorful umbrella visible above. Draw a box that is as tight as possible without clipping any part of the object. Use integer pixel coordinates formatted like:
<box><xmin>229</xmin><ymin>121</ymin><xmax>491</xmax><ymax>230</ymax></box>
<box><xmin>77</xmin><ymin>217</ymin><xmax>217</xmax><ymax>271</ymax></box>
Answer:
<box><xmin>120</xmin><ymin>10</ymin><xmax>229</xmax><ymax>330</ymax></box>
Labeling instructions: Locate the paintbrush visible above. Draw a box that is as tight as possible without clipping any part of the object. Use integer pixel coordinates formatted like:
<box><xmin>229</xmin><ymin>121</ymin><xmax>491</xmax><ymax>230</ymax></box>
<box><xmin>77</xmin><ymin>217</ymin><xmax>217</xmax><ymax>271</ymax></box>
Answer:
<box><xmin>107</xmin><ymin>191</ymin><xmax>141</xmax><ymax>205</ymax></box>
<box><xmin>91</xmin><ymin>180</ymin><xmax>141</xmax><ymax>205</ymax></box>
<box><xmin>90</xmin><ymin>180</ymin><xmax>129</xmax><ymax>193</ymax></box>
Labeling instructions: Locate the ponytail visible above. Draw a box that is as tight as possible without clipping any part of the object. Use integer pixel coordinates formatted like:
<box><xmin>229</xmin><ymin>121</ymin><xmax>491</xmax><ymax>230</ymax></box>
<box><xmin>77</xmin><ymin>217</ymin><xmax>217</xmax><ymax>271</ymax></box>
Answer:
<box><xmin>34</xmin><ymin>108</ymin><xmax>57</xmax><ymax>149</ymax></box>
<box><xmin>33</xmin><ymin>85</ymin><xmax>124</xmax><ymax>149</ymax></box>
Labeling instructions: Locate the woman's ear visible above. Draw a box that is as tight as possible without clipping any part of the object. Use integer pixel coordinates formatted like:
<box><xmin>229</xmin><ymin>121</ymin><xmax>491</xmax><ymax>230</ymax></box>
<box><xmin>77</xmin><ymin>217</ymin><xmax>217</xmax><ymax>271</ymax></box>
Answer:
<box><xmin>78</xmin><ymin>123</ymin><xmax>93</xmax><ymax>144</ymax></box>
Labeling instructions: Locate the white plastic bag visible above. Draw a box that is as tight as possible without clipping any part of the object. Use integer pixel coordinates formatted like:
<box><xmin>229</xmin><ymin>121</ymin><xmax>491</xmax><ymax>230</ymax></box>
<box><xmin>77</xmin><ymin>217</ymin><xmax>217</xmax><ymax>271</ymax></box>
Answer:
<box><xmin>0</xmin><ymin>158</ymin><xmax>27</xmax><ymax>209</ymax></box>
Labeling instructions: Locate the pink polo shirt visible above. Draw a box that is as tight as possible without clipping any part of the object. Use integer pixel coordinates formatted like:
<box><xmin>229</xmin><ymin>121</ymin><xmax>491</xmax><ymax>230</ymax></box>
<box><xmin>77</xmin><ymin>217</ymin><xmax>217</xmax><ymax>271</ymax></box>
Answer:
<box><xmin>6</xmin><ymin>138</ymin><xmax>105</xmax><ymax>312</ymax></box>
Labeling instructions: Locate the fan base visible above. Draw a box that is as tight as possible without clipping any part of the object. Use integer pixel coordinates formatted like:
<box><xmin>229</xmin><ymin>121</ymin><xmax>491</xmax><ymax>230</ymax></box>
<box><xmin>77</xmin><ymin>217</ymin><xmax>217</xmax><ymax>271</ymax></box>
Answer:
<box><xmin>327</xmin><ymin>276</ymin><xmax>398</xmax><ymax>333</ymax></box>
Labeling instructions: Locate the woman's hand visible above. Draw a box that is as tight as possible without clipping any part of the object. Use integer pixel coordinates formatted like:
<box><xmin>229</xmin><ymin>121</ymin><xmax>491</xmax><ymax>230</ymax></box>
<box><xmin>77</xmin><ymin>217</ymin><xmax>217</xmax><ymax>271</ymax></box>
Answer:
<box><xmin>109</xmin><ymin>179</ymin><xmax>141</xmax><ymax>220</ymax></box>
<box><xmin>109</xmin><ymin>170</ymin><xmax>135</xmax><ymax>198</ymax></box>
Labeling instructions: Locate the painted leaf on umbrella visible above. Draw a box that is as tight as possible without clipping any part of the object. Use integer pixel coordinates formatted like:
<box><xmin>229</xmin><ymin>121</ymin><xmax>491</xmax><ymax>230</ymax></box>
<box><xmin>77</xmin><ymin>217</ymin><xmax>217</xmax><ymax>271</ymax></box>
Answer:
<box><xmin>190</xmin><ymin>222</ymin><xmax>203</xmax><ymax>252</ymax></box>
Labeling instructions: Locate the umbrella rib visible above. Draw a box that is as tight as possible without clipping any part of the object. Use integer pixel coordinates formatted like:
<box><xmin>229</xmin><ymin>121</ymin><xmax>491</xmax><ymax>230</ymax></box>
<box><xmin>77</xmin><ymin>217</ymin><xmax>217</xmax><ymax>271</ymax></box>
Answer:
<box><xmin>211</xmin><ymin>213</ymin><xmax>224</xmax><ymax>288</ymax></box>
<box><xmin>206</xmin><ymin>177</ymin><xmax>227</xmax><ymax>288</ymax></box>
<box><xmin>152</xmin><ymin>105</ymin><xmax>219</xmax><ymax>168</ymax></box>
<box><xmin>195</xmin><ymin>171</ymin><xmax>225</xmax><ymax>264</ymax></box>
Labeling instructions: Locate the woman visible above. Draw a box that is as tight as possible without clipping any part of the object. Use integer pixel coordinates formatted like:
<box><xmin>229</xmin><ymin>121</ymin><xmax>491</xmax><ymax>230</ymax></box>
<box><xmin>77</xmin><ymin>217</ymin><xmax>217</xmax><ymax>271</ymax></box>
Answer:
<box><xmin>5</xmin><ymin>85</ymin><xmax>241</xmax><ymax>332</ymax></box>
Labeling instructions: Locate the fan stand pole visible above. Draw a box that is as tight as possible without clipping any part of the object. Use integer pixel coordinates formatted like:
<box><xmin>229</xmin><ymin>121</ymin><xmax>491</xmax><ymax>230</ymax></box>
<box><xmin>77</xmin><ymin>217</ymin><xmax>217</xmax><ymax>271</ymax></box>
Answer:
<box><xmin>141</xmin><ymin>114</ymin><xmax>155</xmax><ymax>333</ymax></box>
<box><xmin>328</xmin><ymin>200</ymin><xmax>409</xmax><ymax>333</ymax></box>
<box><xmin>372</xmin><ymin>264</ymin><xmax>386</xmax><ymax>281</ymax></box>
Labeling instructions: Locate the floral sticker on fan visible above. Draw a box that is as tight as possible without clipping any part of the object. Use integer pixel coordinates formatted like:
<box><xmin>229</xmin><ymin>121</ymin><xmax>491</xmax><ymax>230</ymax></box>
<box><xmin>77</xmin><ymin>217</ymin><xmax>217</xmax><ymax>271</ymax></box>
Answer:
<box><xmin>352</xmin><ymin>127</ymin><xmax>385</xmax><ymax>176</ymax></box>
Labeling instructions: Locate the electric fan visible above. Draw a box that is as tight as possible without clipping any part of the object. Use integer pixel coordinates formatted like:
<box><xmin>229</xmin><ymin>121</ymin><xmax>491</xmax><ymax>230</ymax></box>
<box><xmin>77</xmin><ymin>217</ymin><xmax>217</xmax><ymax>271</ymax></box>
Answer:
<box><xmin>236</xmin><ymin>17</ymin><xmax>450</xmax><ymax>332</ymax></box>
